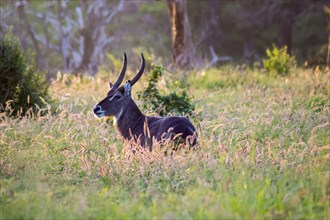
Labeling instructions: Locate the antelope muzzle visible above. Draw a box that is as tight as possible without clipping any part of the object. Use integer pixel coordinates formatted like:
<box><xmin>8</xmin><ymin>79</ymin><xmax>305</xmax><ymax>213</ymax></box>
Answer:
<box><xmin>93</xmin><ymin>105</ymin><xmax>105</xmax><ymax>118</ymax></box>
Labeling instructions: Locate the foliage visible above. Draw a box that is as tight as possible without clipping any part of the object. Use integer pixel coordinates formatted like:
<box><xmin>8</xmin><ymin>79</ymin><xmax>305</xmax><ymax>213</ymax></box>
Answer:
<box><xmin>138</xmin><ymin>65</ymin><xmax>194</xmax><ymax>116</ymax></box>
<box><xmin>263</xmin><ymin>45</ymin><xmax>295</xmax><ymax>77</ymax></box>
<box><xmin>0</xmin><ymin>66</ymin><xmax>329</xmax><ymax>219</ymax></box>
<box><xmin>293</xmin><ymin>4</ymin><xmax>329</xmax><ymax>66</ymax></box>
<box><xmin>0</xmin><ymin>33</ymin><xmax>51</xmax><ymax>116</ymax></box>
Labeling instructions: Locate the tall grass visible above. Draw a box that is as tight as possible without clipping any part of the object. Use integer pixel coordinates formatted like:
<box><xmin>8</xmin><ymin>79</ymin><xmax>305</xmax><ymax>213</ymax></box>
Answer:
<box><xmin>0</xmin><ymin>67</ymin><xmax>329</xmax><ymax>219</ymax></box>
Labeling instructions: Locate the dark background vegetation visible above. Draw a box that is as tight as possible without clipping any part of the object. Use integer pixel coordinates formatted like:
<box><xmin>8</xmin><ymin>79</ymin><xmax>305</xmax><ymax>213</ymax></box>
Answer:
<box><xmin>1</xmin><ymin>0</ymin><xmax>329</xmax><ymax>76</ymax></box>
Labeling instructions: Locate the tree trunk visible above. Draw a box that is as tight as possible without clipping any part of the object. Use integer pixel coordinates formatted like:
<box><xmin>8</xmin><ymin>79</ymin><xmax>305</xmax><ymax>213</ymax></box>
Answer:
<box><xmin>72</xmin><ymin>27</ymin><xmax>95</xmax><ymax>75</ymax></box>
<box><xmin>167</xmin><ymin>0</ymin><xmax>195</xmax><ymax>68</ymax></box>
<box><xmin>278</xmin><ymin>17</ymin><xmax>293</xmax><ymax>54</ymax></box>
<box><xmin>327</xmin><ymin>33</ymin><xmax>330</xmax><ymax>68</ymax></box>
<box><xmin>277</xmin><ymin>1</ymin><xmax>302</xmax><ymax>55</ymax></box>
<box><xmin>16</xmin><ymin>2</ymin><xmax>45</xmax><ymax>68</ymax></box>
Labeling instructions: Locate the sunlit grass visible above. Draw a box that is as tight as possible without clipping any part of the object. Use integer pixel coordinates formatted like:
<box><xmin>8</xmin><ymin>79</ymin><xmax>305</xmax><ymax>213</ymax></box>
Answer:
<box><xmin>0</xmin><ymin>66</ymin><xmax>329</xmax><ymax>219</ymax></box>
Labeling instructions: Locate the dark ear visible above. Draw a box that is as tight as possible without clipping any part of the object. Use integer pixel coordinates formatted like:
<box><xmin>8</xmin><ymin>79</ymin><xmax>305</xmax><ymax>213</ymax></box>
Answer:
<box><xmin>109</xmin><ymin>82</ymin><xmax>113</xmax><ymax>90</ymax></box>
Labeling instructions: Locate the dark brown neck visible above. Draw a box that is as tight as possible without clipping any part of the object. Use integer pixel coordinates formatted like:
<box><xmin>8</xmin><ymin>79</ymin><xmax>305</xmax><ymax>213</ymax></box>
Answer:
<box><xmin>114</xmin><ymin>99</ymin><xmax>146</xmax><ymax>141</ymax></box>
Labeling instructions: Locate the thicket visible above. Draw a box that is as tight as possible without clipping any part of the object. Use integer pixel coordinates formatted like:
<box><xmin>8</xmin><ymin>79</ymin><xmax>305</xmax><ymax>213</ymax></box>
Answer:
<box><xmin>0</xmin><ymin>33</ymin><xmax>51</xmax><ymax>116</ymax></box>
<box><xmin>138</xmin><ymin>65</ymin><xmax>194</xmax><ymax>116</ymax></box>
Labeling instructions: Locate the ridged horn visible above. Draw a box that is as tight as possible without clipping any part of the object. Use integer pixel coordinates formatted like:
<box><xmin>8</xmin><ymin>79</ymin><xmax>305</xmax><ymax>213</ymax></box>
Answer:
<box><xmin>130</xmin><ymin>53</ymin><xmax>145</xmax><ymax>86</ymax></box>
<box><xmin>112</xmin><ymin>53</ymin><xmax>127</xmax><ymax>89</ymax></box>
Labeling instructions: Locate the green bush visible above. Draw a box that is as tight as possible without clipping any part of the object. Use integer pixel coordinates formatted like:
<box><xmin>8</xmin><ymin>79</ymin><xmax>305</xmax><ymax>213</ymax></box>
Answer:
<box><xmin>263</xmin><ymin>45</ymin><xmax>295</xmax><ymax>76</ymax></box>
<box><xmin>138</xmin><ymin>65</ymin><xmax>194</xmax><ymax>116</ymax></box>
<box><xmin>0</xmin><ymin>33</ymin><xmax>51</xmax><ymax>116</ymax></box>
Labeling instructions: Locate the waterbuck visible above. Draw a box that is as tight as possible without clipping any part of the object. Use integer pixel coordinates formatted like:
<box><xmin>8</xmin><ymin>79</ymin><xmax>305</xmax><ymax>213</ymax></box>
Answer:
<box><xmin>93</xmin><ymin>53</ymin><xmax>197</xmax><ymax>149</ymax></box>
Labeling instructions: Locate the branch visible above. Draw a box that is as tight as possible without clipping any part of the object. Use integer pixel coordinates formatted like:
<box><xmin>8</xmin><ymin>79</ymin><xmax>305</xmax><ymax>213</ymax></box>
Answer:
<box><xmin>104</xmin><ymin>0</ymin><xmax>125</xmax><ymax>24</ymax></box>
<box><xmin>203</xmin><ymin>46</ymin><xmax>232</xmax><ymax>70</ymax></box>
<box><xmin>16</xmin><ymin>1</ymin><xmax>43</xmax><ymax>65</ymax></box>
<box><xmin>75</xmin><ymin>6</ymin><xmax>84</xmax><ymax>28</ymax></box>
<box><xmin>0</xmin><ymin>4</ymin><xmax>15</xmax><ymax>35</ymax></box>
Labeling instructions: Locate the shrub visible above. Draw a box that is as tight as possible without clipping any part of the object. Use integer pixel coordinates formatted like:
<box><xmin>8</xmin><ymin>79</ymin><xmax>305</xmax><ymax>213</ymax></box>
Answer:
<box><xmin>263</xmin><ymin>45</ymin><xmax>295</xmax><ymax>76</ymax></box>
<box><xmin>138</xmin><ymin>65</ymin><xmax>194</xmax><ymax>116</ymax></box>
<box><xmin>0</xmin><ymin>33</ymin><xmax>51</xmax><ymax>116</ymax></box>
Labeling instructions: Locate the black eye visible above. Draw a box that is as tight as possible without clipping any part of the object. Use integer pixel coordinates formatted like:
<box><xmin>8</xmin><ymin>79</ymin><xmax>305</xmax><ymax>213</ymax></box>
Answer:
<box><xmin>115</xmin><ymin>95</ymin><xmax>121</xmax><ymax>99</ymax></box>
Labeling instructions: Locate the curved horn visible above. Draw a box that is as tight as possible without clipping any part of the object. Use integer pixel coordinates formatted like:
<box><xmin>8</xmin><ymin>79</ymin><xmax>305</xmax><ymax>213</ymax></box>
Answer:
<box><xmin>112</xmin><ymin>53</ymin><xmax>127</xmax><ymax>89</ymax></box>
<box><xmin>130</xmin><ymin>53</ymin><xmax>145</xmax><ymax>86</ymax></box>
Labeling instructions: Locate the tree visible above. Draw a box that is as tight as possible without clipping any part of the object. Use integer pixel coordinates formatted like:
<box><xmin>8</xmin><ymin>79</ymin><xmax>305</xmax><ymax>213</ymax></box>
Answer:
<box><xmin>71</xmin><ymin>0</ymin><xmax>125</xmax><ymax>75</ymax></box>
<box><xmin>327</xmin><ymin>34</ymin><xmax>330</xmax><ymax>68</ymax></box>
<box><xmin>166</xmin><ymin>0</ymin><xmax>195</xmax><ymax>68</ymax></box>
<box><xmin>4</xmin><ymin>0</ymin><xmax>125</xmax><ymax>75</ymax></box>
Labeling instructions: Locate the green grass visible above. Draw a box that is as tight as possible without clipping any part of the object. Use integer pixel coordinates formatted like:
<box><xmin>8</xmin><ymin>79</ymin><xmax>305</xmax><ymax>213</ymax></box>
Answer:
<box><xmin>1</xmin><ymin>67</ymin><xmax>329</xmax><ymax>219</ymax></box>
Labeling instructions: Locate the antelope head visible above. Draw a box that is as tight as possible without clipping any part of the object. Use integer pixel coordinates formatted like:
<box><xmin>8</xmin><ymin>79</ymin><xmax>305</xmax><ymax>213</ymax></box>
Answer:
<box><xmin>93</xmin><ymin>53</ymin><xmax>145</xmax><ymax>119</ymax></box>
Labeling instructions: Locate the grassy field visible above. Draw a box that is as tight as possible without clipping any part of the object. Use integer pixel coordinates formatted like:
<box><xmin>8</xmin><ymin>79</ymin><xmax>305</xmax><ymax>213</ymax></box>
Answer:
<box><xmin>0</xmin><ymin>66</ymin><xmax>329</xmax><ymax>219</ymax></box>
